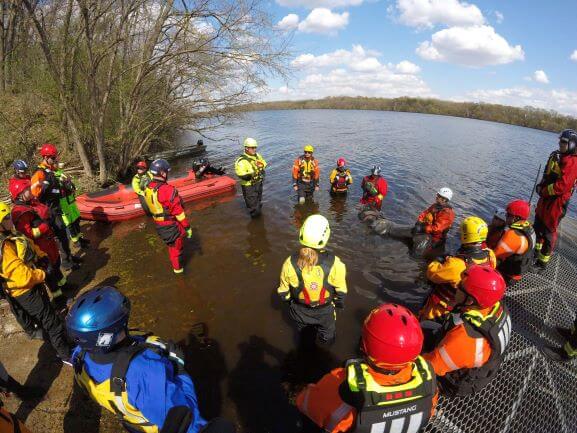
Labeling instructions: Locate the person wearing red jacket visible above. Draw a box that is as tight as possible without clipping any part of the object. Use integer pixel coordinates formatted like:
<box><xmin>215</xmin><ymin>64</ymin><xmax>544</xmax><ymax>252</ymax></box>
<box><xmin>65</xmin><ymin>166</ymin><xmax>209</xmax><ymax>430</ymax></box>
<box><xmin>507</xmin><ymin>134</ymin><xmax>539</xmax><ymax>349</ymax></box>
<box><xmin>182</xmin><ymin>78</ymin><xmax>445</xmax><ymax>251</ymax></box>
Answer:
<box><xmin>414</xmin><ymin>187</ymin><xmax>455</xmax><ymax>248</ymax></box>
<box><xmin>534</xmin><ymin>129</ymin><xmax>577</xmax><ymax>269</ymax></box>
<box><xmin>297</xmin><ymin>303</ymin><xmax>437</xmax><ymax>433</ymax></box>
<box><xmin>143</xmin><ymin>159</ymin><xmax>192</xmax><ymax>274</ymax></box>
<box><xmin>9</xmin><ymin>177</ymin><xmax>67</xmax><ymax>308</ymax></box>
<box><xmin>360</xmin><ymin>166</ymin><xmax>388</xmax><ymax>211</ymax></box>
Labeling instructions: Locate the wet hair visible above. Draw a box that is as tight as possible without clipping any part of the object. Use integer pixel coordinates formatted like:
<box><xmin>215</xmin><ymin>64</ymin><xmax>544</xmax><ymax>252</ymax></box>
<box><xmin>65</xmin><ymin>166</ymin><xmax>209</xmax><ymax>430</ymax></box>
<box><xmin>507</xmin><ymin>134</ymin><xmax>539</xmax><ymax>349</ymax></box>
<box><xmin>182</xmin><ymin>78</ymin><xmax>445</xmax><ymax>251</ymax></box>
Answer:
<box><xmin>297</xmin><ymin>247</ymin><xmax>318</xmax><ymax>271</ymax></box>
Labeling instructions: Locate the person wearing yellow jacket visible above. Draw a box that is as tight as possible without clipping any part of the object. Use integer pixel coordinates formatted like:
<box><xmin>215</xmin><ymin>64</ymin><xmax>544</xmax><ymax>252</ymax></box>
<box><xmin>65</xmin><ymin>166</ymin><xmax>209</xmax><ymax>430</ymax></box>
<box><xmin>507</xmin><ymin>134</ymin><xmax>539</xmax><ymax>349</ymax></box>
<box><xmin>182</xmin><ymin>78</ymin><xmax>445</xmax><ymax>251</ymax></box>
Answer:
<box><xmin>0</xmin><ymin>202</ymin><xmax>71</xmax><ymax>363</ymax></box>
<box><xmin>329</xmin><ymin>158</ymin><xmax>352</xmax><ymax>194</ymax></box>
<box><xmin>131</xmin><ymin>160</ymin><xmax>153</xmax><ymax>216</ymax></box>
<box><xmin>420</xmin><ymin>216</ymin><xmax>496</xmax><ymax>321</ymax></box>
<box><xmin>278</xmin><ymin>214</ymin><xmax>347</xmax><ymax>345</ymax></box>
<box><xmin>234</xmin><ymin>137</ymin><xmax>267</xmax><ymax>218</ymax></box>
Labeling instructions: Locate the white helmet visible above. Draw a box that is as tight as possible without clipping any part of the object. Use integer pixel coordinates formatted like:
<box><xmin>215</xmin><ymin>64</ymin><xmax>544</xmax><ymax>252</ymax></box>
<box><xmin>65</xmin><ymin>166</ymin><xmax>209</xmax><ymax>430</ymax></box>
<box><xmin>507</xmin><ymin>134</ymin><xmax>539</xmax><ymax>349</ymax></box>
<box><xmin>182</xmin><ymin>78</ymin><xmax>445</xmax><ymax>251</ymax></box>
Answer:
<box><xmin>243</xmin><ymin>137</ymin><xmax>258</xmax><ymax>148</ymax></box>
<box><xmin>493</xmin><ymin>208</ymin><xmax>507</xmax><ymax>222</ymax></box>
<box><xmin>437</xmin><ymin>187</ymin><xmax>453</xmax><ymax>201</ymax></box>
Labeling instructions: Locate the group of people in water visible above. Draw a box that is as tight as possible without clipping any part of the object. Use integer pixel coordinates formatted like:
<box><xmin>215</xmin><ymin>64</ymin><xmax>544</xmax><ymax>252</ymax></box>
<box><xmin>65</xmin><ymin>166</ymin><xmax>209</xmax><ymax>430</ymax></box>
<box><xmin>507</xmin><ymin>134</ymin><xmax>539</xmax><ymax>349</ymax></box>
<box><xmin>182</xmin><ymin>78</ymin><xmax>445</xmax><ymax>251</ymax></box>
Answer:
<box><xmin>1</xmin><ymin>129</ymin><xmax>577</xmax><ymax>433</ymax></box>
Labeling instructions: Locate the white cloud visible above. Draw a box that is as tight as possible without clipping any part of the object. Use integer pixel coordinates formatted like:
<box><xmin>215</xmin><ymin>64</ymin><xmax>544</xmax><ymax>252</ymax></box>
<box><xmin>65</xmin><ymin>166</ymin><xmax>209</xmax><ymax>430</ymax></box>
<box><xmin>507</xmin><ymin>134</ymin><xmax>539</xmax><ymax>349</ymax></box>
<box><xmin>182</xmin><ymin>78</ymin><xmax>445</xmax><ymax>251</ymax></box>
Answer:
<box><xmin>571</xmin><ymin>50</ymin><xmax>577</xmax><ymax>62</ymax></box>
<box><xmin>533</xmin><ymin>70</ymin><xmax>549</xmax><ymax>84</ymax></box>
<box><xmin>276</xmin><ymin>14</ymin><xmax>300</xmax><ymax>30</ymax></box>
<box><xmin>463</xmin><ymin>87</ymin><xmax>577</xmax><ymax>116</ymax></box>
<box><xmin>272</xmin><ymin>45</ymin><xmax>432</xmax><ymax>100</ymax></box>
<box><xmin>276</xmin><ymin>0</ymin><xmax>363</xmax><ymax>8</ymax></box>
<box><xmin>297</xmin><ymin>8</ymin><xmax>349</xmax><ymax>34</ymax></box>
<box><xmin>395</xmin><ymin>0</ymin><xmax>484</xmax><ymax>28</ymax></box>
<box><xmin>395</xmin><ymin>60</ymin><xmax>421</xmax><ymax>74</ymax></box>
<box><xmin>416</xmin><ymin>25</ymin><xmax>524</xmax><ymax>67</ymax></box>
<box><xmin>495</xmin><ymin>11</ymin><xmax>504</xmax><ymax>24</ymax></box>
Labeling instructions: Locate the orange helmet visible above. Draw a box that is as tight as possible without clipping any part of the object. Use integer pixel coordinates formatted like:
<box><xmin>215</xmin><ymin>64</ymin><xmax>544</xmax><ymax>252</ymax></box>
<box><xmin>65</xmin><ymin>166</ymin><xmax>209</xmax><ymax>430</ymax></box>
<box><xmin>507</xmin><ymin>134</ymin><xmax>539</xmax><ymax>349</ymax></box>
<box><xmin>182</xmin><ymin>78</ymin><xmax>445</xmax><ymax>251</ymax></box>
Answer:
<box><xmin>362</xmin><ymin>303</ymin><xmax>423</xmax><ymax>368</ymax></box>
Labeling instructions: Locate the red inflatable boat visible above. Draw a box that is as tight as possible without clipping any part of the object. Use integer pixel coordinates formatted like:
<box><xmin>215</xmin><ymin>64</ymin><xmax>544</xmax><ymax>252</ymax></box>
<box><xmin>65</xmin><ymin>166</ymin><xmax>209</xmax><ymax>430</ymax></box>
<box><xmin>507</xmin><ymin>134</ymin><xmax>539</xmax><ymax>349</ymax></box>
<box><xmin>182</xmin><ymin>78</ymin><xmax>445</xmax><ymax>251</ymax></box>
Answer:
<box><xmin>77</xmin><ymin>171</ymin><xmax>236</xmax><ymax>222</ymax></box>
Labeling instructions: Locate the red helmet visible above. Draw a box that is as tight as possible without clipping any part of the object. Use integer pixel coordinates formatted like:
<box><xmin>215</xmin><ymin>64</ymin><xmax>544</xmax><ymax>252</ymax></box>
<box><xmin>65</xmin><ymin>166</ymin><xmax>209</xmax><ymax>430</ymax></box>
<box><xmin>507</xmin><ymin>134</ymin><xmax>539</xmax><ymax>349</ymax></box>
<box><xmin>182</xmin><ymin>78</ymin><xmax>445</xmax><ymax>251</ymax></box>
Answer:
<box><xmin>40</xmin><ymin>143</ymin><xmax>58</xmax><ymax>158</ymax></box>
<box><xmin>136</xmin><ymin>161</ymin><xmax>147</xmax><ymax>170</ymax></box>
<box><xmin>337</xmin><ymin>158</ymin><xmax>346</xmax><ymax>167</ymax></box>
<box><xmin>461</xmin><ymin>265</ymin><xmax>506</xmax><ymax>308</ymax></box>
<box><xmin>506</xmin><ymin>199</ymin><xmax>530</xmax><ymax>220</ymax></box>
<box><xmin>362</xmin><ymin>303</ymin><xmax>423</xmax><ymax>368</ymax></box>
<box><xmin>9</xmin><ymin>178</ymin><xmax>31</xmax><ymax>200</ymax></box>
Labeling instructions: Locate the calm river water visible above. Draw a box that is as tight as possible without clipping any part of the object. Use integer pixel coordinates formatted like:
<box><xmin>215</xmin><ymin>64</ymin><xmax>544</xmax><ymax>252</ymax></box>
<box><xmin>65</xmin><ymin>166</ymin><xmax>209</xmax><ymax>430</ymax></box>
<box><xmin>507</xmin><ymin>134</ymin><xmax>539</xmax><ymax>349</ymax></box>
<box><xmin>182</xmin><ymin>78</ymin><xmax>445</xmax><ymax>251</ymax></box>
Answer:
<box><xmin>85</xmin><ymin>110</ymin><xmax>563</xmax><ymax>431</ymax></box>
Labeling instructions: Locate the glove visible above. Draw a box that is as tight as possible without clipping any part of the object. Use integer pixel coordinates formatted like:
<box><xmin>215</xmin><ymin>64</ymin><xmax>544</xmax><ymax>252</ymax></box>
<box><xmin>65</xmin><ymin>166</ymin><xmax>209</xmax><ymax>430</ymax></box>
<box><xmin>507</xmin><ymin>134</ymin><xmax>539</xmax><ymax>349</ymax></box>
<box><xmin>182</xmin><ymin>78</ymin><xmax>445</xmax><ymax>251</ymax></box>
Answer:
<box><xmin>412</xmin><ymin>223</ymin><xmax>426</xmax><ymax>235</ymax></box>
<box><xmin>165</xmin><ymin>341</ymin><xmax>186</xmax><ymax>375</ymax></box>
<box><xmin>185</xmin><ymin>227</ymin><xmax>193</xmax><ymax>238</ymax></box>
<box><xmin>536</xmin><ymin>184</ymin><xmax>543</xmax><ymax>196</ymax></box>
<box><xmin>334</xmin><ymin>298</ymin><xmax>345</xmax><ymax>309</ymax></box>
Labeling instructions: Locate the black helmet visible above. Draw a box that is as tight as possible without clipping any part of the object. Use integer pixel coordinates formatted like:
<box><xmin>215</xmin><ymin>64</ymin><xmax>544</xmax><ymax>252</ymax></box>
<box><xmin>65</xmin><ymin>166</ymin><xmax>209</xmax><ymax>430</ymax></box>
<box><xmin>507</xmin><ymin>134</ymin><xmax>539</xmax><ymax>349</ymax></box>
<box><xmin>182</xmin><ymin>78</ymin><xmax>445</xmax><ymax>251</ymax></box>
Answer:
<box><xmin>150</xmin><ymin>159</ymin><xmax>171</xmax><ymax>176</ymax></box>
<box><xmin>559</xmin><ymin>129</ymin><xmax>577</xmax><ymax>154</ymax></box>
<box><xmin>197</xmin><ymin>139</ymin><xmax>204</xmax><ymax>146</ymax></box>
<box><xmin>371</xmin><ymin>165</ymin><xmax>381</xmax><ymax>176</ymax></box>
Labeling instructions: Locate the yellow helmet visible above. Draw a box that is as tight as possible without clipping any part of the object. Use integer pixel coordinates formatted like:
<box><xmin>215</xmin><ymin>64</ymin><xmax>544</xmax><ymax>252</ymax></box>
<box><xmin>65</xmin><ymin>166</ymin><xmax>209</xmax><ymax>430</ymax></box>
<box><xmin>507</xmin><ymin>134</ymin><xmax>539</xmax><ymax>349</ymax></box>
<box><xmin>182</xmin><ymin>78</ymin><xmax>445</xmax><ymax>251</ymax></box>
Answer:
<box><xmin>299</xmin><ymin>214</ymin><xmax>330</xmax><ymax>249</ymax></box>
<box><xmin>243</xmin><ymin>137</ymin><xmax>258</xmax><ymax>148</ymax></box>
<box><xmin>460</xmin><ymin>216</ymin><xmax>488</xmax><ymax>244</ymax></box>
<box><xmin>304</xmin><ymin>144</ymin><xmax>314</xmax><ymax>153</ymax></box>
<box><xmin>0</xmin><ymin>202</ymin><xmax>10</xmax><ymax>223</ymax></box>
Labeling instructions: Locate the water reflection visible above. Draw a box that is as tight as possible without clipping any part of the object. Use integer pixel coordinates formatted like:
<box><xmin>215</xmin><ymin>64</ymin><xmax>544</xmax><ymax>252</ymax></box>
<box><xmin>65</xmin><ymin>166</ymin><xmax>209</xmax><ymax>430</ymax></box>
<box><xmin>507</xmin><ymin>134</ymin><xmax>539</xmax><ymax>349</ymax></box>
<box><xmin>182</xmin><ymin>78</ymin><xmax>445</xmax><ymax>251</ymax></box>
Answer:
<box><xmin>244</xmin><ymin>216</ymin><xmax>270</xmax><ymax>273</ymax></box>
<box><xmin>328</xmin><ymin>193</ymin><xmax>348</xmax><ymax>223</ymax></box>
<box><xmin>292</xmin><ymin>200</ymin><xmax>320</xmax><ymax>229</ymax></box>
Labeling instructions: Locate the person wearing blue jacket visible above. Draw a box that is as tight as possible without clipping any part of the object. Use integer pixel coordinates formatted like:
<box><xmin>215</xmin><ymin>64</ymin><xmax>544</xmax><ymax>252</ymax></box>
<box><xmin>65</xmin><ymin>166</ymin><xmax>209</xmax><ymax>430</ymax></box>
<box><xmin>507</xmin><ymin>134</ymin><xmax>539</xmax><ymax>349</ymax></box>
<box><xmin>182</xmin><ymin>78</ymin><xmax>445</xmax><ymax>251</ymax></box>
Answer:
<box><xmin>66</xmin><ymin>286</ymin><xmax>235</xmax><ymax>433</ymax></box>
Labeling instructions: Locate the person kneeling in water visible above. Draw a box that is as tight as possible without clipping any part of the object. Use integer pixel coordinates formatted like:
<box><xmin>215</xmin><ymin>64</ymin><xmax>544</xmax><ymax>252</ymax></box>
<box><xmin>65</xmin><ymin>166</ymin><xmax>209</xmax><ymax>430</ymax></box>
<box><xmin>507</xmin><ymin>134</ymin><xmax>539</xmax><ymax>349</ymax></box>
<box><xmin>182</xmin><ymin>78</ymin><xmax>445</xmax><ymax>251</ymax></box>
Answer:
<box><xmin>413</xmin><ymin>187</ymin><xmax>455</xmax><ymax>251</ymax></box>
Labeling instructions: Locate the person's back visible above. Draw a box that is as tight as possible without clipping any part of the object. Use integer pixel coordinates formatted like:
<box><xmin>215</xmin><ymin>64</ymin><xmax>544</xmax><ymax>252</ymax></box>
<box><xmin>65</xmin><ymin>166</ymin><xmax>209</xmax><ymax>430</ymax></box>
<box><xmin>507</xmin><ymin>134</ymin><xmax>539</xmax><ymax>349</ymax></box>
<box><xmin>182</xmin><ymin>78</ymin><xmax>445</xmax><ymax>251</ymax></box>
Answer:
<box><xmin>424</xmin><ymin>266</ymin><xmax>511</xmax><ymax>397</ymax></box>
<box><xmin>297</xmin><ymin>304</ymin><xmax>437</xmax><ymax>433</ymax></box>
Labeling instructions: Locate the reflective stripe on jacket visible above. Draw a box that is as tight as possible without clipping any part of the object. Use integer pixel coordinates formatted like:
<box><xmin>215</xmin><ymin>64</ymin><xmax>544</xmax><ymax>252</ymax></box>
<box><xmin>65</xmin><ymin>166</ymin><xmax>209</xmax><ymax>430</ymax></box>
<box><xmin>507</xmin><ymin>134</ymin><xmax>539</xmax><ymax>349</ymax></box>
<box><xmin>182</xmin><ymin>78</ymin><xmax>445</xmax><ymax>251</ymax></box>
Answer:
<box><xmin>421</xmin><ymin>247</ymin><xmax>496</xmax><ymax>320</ymax></box>
<box><xmin>30</xmin><ymin>163</ymin><xmax>61</xmax><ymax>207</ymax></box>
<box><xmin>234</xmin><ymin>153</ymin><xmax>267</xmax><ymax>186</ymax></box>
<box><xmin>329</xmin><ymin>169</ymin><xmax>352</xmax><ymax>192</ymax></box>
<box><xmin>278</xmin><ymin>251</ymin><xmax>347</xmax><ymax>306</ymax></box>
<box><xmin>144</xmin><ymin>181</ymin><xmax>189</xmax><ymax>229</ymax></box>
<box><xmin>296</xmin><ymin>357</ymin><xmax>437</xmax><ymax>433</ymax></box>
<box><xmin>72</xmin><ymin>336</ymin><xmax>207</xmax><ymax>433</ymax></box>
<box><xmin>494</xmin><ymin>221</ymin><xmax>535</xmax><ymax>279</ymax></box>
<box><xmin>424</xmin><ymin>302</ymin><xmax>511</xmax><ymax>395</ymax></box>
<box><xmin>292</xmin><ymin>156</ymin><xmax>320</xmax><ymax>184</ymax></box>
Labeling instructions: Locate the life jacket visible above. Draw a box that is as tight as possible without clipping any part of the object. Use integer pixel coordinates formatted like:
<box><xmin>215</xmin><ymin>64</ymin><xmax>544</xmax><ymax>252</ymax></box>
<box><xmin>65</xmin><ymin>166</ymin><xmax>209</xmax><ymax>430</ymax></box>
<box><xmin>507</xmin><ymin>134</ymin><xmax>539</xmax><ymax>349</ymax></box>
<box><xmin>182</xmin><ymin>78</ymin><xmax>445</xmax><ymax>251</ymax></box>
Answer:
<box><xmin>34</xmin><ymin>164</ymin><xmax>62</xmax><ymax>207</ymax></box>
<box><xmin>426</xmin><ymin>247</ymin><xmax>494</xmax><ymax>319</ymax></box>
<box><xmin>332</xmin><ymin>169</ymin><xmax>351</xmax><ymax>192</ymax></box>
<box><xmin>498</xmin><ymin>221</ymin><xmax>536</xmax><ymax>278</ymax></box>
<box><xmin>144</xmin><ymin>182</ymin><xmax>177</xmax><ymax>223</ymax></box>
<box><xmin>440</xmin><ymin>302</ymin><xmax>511</xmax><ymax>396</ymax></box>
<box><xmin>424</xmin><ymin>203</ymin><xmax>453</xmax><ymax>238</ymax></box>
<box><xmin>296</xmin><ymin>156</ymin><xmax>318</xmax><ymax>182</ymax></box>
<box><xmin>0</xmin><ymin>233</ymin><xmax>38</xmax><ymax>267</ymax></box>
<box><xmin>289</xmin><ymin>251</ymin><xmax>336</xmax><ymax>307</ymax></box>
<box><xmin>343</xmin><ymin>357</ymin><xmax>436</xmax><ymax>433</ymax></box>
<box><xmin>73</xmin><ymin>336</ymin><xmax>185</xmax><ymax>433</ymax></box>
<box><xmin>235</xmin><ymin>154</ymin><xmax>265</xmax><ymax>186</ymax></box>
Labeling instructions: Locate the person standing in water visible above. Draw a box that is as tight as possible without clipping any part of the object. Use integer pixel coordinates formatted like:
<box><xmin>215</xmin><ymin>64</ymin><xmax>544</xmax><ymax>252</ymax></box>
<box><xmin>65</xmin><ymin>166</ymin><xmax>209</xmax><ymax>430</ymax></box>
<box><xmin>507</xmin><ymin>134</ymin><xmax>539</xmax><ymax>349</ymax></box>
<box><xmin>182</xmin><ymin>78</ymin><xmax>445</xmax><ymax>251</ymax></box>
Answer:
<box><xmin>234</xmin><ymin>137</ymin><xmax>267</xmax><ymax>218</ymax></box>
<box><xmin>277</xmin><ymin>214</ymin><xmax>347</xmax><ymax>346</ymax></box>
<box><xmin>360</xmin><ymin>166</ymin><xmax>388</xmax><ymax>211</ymax></box>
<box><xmin>292</xmin><ymin>145</ymin><xmax>320</xmax><ymax>204</ymax></box>
<box><xmin>329</xmin><ymin>158</ymin><xmax>352</xmax><ymax>195</ymax></box>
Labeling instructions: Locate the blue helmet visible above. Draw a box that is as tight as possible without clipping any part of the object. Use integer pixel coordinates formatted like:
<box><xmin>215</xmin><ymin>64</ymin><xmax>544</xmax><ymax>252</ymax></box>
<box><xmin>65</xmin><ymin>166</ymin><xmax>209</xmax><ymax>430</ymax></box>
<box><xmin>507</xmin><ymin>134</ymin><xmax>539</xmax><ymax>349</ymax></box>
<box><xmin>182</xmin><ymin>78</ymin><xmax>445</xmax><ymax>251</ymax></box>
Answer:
<box><xmin>66</xmin><ymin>286</ymin><xmax>131</xmax><ymax>353</ymax></box>
<box><xmin>150</xmin><ymin>159</ymin><xmax>171</xmax><ymax>176</ymax></box>
<box><xmin>13</xmin><ymin>160</ymin><xmax>28</xmax><ymax>173</ymax></box>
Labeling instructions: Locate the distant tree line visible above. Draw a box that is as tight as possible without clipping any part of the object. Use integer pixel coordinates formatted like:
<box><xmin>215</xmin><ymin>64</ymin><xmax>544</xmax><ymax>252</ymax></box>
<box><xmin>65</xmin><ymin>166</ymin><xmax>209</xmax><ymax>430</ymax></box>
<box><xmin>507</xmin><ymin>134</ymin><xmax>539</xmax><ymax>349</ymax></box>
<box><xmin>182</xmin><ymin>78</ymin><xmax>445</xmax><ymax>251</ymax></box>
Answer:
<box><xmin>240</xmin><ymin>96</ymin><xmax>577</xmax><ymax>133</ymax></box>
<box><xmin>0</xmin><ymin>0</ymin><xmax>287</xmax><ymax>184</ymax></box>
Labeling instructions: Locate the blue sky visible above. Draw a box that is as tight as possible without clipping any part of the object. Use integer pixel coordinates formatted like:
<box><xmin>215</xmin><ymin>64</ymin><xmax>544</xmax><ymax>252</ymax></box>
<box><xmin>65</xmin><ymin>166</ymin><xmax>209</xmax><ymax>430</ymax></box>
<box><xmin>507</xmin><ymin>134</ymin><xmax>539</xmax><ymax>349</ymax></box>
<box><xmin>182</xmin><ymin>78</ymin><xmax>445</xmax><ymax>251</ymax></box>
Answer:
<box><xmin>264</xmin><ymin>0</ymin><xmax>577</xmax><ymax>116</ymax></box>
